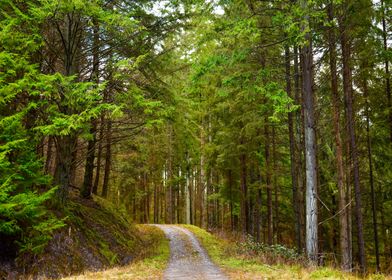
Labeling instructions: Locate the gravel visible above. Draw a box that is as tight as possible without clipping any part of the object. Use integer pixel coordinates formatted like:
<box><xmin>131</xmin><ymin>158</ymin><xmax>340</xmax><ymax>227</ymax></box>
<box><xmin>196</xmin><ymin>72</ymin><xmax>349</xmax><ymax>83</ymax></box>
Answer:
<box><xmin>153</xmin><ymin>225</ymin><xmax>228</xmax><ymax>280</ymax></box>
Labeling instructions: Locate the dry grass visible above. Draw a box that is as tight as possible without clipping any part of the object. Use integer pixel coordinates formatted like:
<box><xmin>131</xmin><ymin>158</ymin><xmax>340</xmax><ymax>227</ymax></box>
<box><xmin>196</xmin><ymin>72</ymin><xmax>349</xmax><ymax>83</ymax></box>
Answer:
<box><xmin>182</xmin><ymin>225</ymin><xmax>391</xmax><ymax>280</ymax></box>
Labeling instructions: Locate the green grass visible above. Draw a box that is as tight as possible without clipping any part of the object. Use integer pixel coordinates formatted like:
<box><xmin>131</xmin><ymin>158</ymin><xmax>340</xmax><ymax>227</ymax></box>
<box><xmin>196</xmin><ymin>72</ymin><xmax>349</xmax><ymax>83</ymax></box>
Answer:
<box><xmin>182</xmin><ymin>225</ymin><xmax>390</xmax><ymax>280</ymax></box>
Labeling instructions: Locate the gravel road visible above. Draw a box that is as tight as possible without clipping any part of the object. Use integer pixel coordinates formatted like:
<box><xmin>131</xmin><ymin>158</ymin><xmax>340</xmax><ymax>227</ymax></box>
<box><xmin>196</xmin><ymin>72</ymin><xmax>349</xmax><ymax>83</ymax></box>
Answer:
<box><xmin>153</xmin><ymin>225</ymin><xmax>228</xmax><ymax>280</ymax></box>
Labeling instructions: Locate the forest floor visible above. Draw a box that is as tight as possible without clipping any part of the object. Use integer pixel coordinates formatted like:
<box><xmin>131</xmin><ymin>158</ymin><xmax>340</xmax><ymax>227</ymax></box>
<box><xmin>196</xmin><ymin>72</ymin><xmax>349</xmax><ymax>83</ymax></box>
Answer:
<box><xmin>61</xmin><ymin>224</ymin><xmax>391</xmax><ymax>280</ymax></box>
<box><xmin>183</xmin><ymin>225</ymin><xmax>391</xmax><ymax>280</ymax></box>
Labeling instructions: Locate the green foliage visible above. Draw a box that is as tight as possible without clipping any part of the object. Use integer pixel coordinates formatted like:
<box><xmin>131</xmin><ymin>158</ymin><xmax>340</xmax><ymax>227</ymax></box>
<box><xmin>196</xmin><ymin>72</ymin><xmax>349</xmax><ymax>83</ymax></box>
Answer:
<box><xmin>237</xmin><ymin>235</ymin><xmax>301</xmax><ymax>261</ymax></box>
<box><xmin>0</xmin><ymin>0</ymin><xmax>69</xmax><ymax>256</ymax></box>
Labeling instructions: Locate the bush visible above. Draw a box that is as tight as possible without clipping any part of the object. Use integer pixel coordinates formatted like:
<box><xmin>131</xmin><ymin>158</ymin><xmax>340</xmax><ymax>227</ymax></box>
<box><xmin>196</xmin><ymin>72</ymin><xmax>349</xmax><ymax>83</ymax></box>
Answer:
<box><xmin>236</xmin><ymin>234</ymin><xmax>302</xmax><ymax>263</ymax></box>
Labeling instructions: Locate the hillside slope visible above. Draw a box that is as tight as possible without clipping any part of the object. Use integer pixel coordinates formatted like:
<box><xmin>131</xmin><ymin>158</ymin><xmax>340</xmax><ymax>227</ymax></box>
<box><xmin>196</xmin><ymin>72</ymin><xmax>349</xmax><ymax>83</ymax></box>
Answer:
<box><xmin>0</xmin><ymin>197</ymin><xmax>160</xmax><ymax>279</ymax></box>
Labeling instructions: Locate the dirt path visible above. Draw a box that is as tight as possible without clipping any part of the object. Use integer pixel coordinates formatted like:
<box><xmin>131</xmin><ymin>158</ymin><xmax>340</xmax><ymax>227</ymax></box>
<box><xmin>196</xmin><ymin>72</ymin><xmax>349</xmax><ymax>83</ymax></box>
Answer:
<box><xmin>153</xmin><ymin>225</ymin><xmax>227</xmax><ymax>280</ymax></box>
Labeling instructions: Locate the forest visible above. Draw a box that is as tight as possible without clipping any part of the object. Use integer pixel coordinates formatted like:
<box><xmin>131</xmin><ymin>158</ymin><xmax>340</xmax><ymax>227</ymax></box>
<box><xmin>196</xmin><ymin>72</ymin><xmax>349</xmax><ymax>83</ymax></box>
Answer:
<box><xmin>0</xmin><ymin>0</ymin><xmax>391</xmax><ymax>278</ymax></box>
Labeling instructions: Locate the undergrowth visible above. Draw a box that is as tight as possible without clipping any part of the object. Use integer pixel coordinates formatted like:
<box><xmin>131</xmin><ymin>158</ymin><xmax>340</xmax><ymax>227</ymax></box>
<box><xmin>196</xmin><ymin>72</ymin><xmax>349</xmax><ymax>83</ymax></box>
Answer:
<box><xmin>182</xmin><ymin>225</ymin><xmax>391</xmax><ymax>280</ymax></box>
<box><xmin>62</xmin><ymin>224</ymin><xmax>170</xmax><ymax>280</ymax></box>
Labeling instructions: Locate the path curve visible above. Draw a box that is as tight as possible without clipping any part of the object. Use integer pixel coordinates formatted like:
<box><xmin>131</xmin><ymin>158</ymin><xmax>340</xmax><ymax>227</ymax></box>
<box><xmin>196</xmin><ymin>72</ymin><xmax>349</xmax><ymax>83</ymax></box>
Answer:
<box><xmin>152</xmin><ymin>225</ymin><xmax>227</xmax><ymax>280</ymax></box>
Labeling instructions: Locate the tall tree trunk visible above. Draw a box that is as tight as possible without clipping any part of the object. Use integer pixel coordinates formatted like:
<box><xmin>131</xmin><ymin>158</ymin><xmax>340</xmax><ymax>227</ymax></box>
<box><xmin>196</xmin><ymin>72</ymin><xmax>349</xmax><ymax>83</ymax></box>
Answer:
<box><xmin>265</xmin><ymin>120</ymin><xmax>273</xmax><ymax>245</ymax></box>
<box><xmin>228</xmin><ymin>169</ymin><xmax>234</xmax><ymax>232</ymax></box>
<box><xmin>185</xmin><ymin>158</ymin><xmax>191</xmax><ymax>224</ymax></box>
<box><xmin>381</xmin><ymin>0</ymin><xmax>392</xmax><ymax>142</ymax></box>
<box><xmin>154</xmin><ymin>180</ymin><xmax>159</xmax><ymax>223</ymax></box>
<box><xmin>254</xmin><ymin>171</ymin><xmax>261</xmax><ymax>242</ymax></box>
<box><xmin>92</xmin><ymin>114</ymin><xmax>104</xmax><ymax>194</ymax></box>
<box><xmin>327</xmin><ymin>3</ymin><xmax>351</xmax><ymax>270</ymax></box>
<box><xmin>363</xmin><ymin>74</ymin><xmax>380</xmax><ymax>272</ymax></box>
<box><xmin>81</xmin><ymin>21</ymin><xmax>100</xmax><ymax>198</ymax></box>
<box><xmin>240</xmin><ymin>153</ymin><xmax>249</xmax><ymax>234</ymax></box>
<box><xmin>190</xmin><ymin>169</ymin><xmax>194</xmax><ymax>225</ymax></box>
<box><xmin>166</xmin><ymin>125</ymin><xmax>174</xmax><ymax>224</ymax></box>
<box><xmin>287</xmin><ymin>45</ymin><xmax>302</xmax><ymax>252</ymax></box>
<box><xmin>272</xmin><ymin>126</ymin><xmax>279</xmax><ymax>244</ymax></box>
<box><xmin>53</xmin><ymin>12</ymin><xmax>82</xmax><ymax>203</ymax></box>
<box><xmin>200</xmin><ymin>126</ymin><xmax>206</xmax><ymax>228</ymax></box>
<box><xmin>81</xmin><ymin>121</ymin><xmax>97</xmax><ymax>198</ymax></box>
<box><xmin>294</xmin><ymin>45</ymin><xmax>305</xmax><ymax>251</ymax></box>
<box><xmin>300</xmin><ymin>0</ymin><xmax>318</xmax><ymax>262</ymax></box>
<box><xmin>145</xmin><ymin>172</ymin><xmax>150</xmax><ymax>223</ymax></box>
<box><xmin>340</xmin><ymin>10</ymin><xmax>366</xmax><ymax>272</ymax></box>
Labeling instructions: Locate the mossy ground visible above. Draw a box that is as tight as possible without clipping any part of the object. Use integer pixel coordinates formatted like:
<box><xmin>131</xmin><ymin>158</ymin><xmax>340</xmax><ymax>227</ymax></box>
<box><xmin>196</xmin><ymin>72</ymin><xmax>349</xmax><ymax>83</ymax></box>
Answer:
<box><xmin>61</xmin><ymin>224</ymin><xmax>170</xmax><ymax>280</ymax></box>
<box><xmin>182</xmin><ymin>225</ymin><xmax>391</xmax><ymax>280</ymax></box>
<box><xmin>2</xmin><ymin>196</ymin><xmax>168</xmax><ymax>279</ymax></box>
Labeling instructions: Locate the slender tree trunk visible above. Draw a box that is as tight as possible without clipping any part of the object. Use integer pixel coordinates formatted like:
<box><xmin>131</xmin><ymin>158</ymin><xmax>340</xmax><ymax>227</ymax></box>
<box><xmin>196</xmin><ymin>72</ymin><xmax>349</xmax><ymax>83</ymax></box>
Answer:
<box><xmin>287</xmin><ymin>45</ymin><xmax>302</xmax><ymax>252</ymax></box>
<box><xmin>190</xmin><ymin>169</ymin><xmax>194</xmax><ymax>225</ymax></box>
<box><xmin>327</xmin><ymin>3</ymin><xmax>351</xmax><ymax>270</ymax></box>
<box><xmin>101</xmin><ymin>119</ymin><xmax>112</xmax><ymax>198</ymax></box>
<box><xmin>154</xmin><ymin>180</ymin><xmax>158</xmax><ymax>223</ymax></box>
<box><xmin>272</xmin><ymin>126</ymin><xmax>279</xmax><ymax>243</ymax></box>
<box><xmin>240</xmin><ymin>153</ymin><xmax>249</xmax><ymax>234</ymax></box>
<box><xmin>254</xmin><ymin>174</ymin><xmax>261</xmax><ymax>243</ymax></box>
<box><xmin>81</xmin><ymin>21</ymin><xmax>100</xmax><ymax>198</ymax></box>
<box><xmin>340</xmin><ymin>11</ymin><xmax>366</xmax><ymax>272</ymax></box>
<box><xmin>294</xmin><ymin>46</ymin><xmax>305</xmax><ymax>251</ymax></box>
<box><xmin>228</xmin><ymin>169</ymin><xmax>234</xmax><ymax>232</ymax></box>
<box><xmin>45</xmin><ymin>136</ymin><xmax>54</xmax><ymax>174</ymax></box>
<box><xmin>265</xmin><ymin>120</ymin><xmax>273</xmax><ymax>245</ymax></box>
<box><xmin>381</xmin><ymin>0</ymin><xmax>392</xmax><ymax>142</ymax></box>
<box><xmin>363</xmin><ymin>74</ymin><xmax>380</xmax><ymax>272</ymax></box>
<box><xmin>200</xmin><ymin>128</ymin><xmax>206</xmax><ymax>228</ymax></box>
<box><xmin>344</xmin><ymin>130</ymin><xmax>353</xmax><ymax>269</ymax></box>
<box><xmin>81</xmin><ymin>121</ymin><xmax>97</xmax><ymax>198</ymax></box>
<box><xmin>301</xmin><ymin>0</ymin><xmax>318</xmax><ymax>262</ymax></box>
<box><xmin>92</xmin><ymin>114</ymin><xmax>104</xmax><ymax>194</ymax></box>
<box><xmin>145</xmin><ymin>172</ymin><xmax>150</xmax><ymax>223</ymax></box>
<box><xmin>166</xmin><ymin>125</ymin><xmax>174</xmax><ymax>224</ymax></box>
<box><xmin>379</xmin><ymin>186</ymin><xmax>391</xmax><ymax>263</ymax></box>
<box><xmin>186</xmin><ymin>167</ymin><xmax>191</xmax><ymax>224</ymax></box>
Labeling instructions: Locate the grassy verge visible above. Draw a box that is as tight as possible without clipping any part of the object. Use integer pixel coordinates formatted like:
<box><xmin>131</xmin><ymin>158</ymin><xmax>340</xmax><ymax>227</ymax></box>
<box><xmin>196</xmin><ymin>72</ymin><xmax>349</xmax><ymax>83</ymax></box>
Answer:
<box><xmin>182</xmin><ymin>225</ymin><xmax>390</xmax><ymax>280</ymax></box>
<box><xmin>62</xmin><ymin>224</ymin><xmax>170</xmax><ymax>280</ymax></box>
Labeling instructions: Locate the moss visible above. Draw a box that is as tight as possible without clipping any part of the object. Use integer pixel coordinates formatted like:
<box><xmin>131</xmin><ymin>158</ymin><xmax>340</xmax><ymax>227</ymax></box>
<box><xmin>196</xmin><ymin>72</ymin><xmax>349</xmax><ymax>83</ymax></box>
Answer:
<box><xmin>61</xmin><ymin>225</ymin><xmax>170</xmax><ymax>280</ymax></box>
<box><xmin>98</xmin><ymin>241</ymin><xmax>118</xmax><ymax>265</ymax></box>
<box><xmin>10</xmin><ymin>197</ymin><xmax>147</xmax><ymax>279</ymax></box>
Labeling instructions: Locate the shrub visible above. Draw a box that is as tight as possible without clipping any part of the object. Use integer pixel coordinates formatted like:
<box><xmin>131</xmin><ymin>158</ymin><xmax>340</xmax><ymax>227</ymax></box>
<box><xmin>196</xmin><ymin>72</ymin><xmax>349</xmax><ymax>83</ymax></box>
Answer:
<box><xmin>236</xmin><ymin>234</ymin><xmax>302</xmax><ymax>263</ymax></box>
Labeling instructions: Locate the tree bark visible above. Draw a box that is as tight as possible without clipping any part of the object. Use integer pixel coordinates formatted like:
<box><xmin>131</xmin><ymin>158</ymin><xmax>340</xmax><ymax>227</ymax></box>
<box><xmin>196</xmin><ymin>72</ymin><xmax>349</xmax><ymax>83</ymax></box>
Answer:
<box><xmin>381</xmin><ymin>0</ymin><xmax>392</xmax><ymax>142</ymax></box>
<box><xmin>363</xmin><ymin>73</ymin><xmax>380</xmax><ymax>272</ymax></box>
<box><xmin>92</xmin><ymin>114</ymin><xmax>104</xmax><ymax>194</ymax></box>
<box><xmin>327</xmin><ymin>3</ymin><xmax>351</xmax><ymax>271</ymax></box>
<box><xmin>300</xmin><ymin>0</ymin><xmax>318</xmax><ymax>262</ymax></box>
<box><xmin>340</xmin><ymin>9</ymin><xmax>366</xmax><ymax>272</ymax></box>
<box><xmin>101</xmin><ymin>119</ymin><xmax>112</xmax><ymax>198</ymax></box>
<box><xmin>45</xmin><ymin>136</ymin><xmax>54</xmax><ymax>175</ymax></box>
<box><xmin>265</xmin><ymin>119</ymin><xmax>273</xmax><ymax>245</ymax></box>
<box><xmin>81</xmin><ymin>21</ymin><xmax>100</xmax><ymax>198</ymax></box>
<box><xmin>286</xmin><ymin>44</ymin><xmax>302</xmax><ymax>251</ymax></box>
<box><xmin>81</xmin><ymin>121</ymin><xmax>97</xmax><ymax>198</ymax></box>
<box><xmin>240</xmin><ymin>153</ymin><xmax>249</xmax><ymax>234</ymax></box>
<box><xmin>54</xmin><ymin>136</ymin><xmax>77</xmax><ymax>204</ymax></box>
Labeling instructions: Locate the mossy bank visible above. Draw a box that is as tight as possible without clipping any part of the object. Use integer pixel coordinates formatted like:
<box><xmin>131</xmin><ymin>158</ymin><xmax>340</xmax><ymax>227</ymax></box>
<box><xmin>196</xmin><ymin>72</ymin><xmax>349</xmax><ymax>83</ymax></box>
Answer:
<box><xmin>0</xmin><ymin>197</ymin><xmax>162</xmax><ymax>279</ymax></box>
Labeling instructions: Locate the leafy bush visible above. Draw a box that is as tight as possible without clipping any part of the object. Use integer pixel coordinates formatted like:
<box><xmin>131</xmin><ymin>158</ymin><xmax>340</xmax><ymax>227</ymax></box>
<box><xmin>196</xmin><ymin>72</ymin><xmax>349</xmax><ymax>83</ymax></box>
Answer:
<box><xmin>236</xmin><ymin>234</ymin><xmax>302</xmax><ymax>262</ymax></box>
